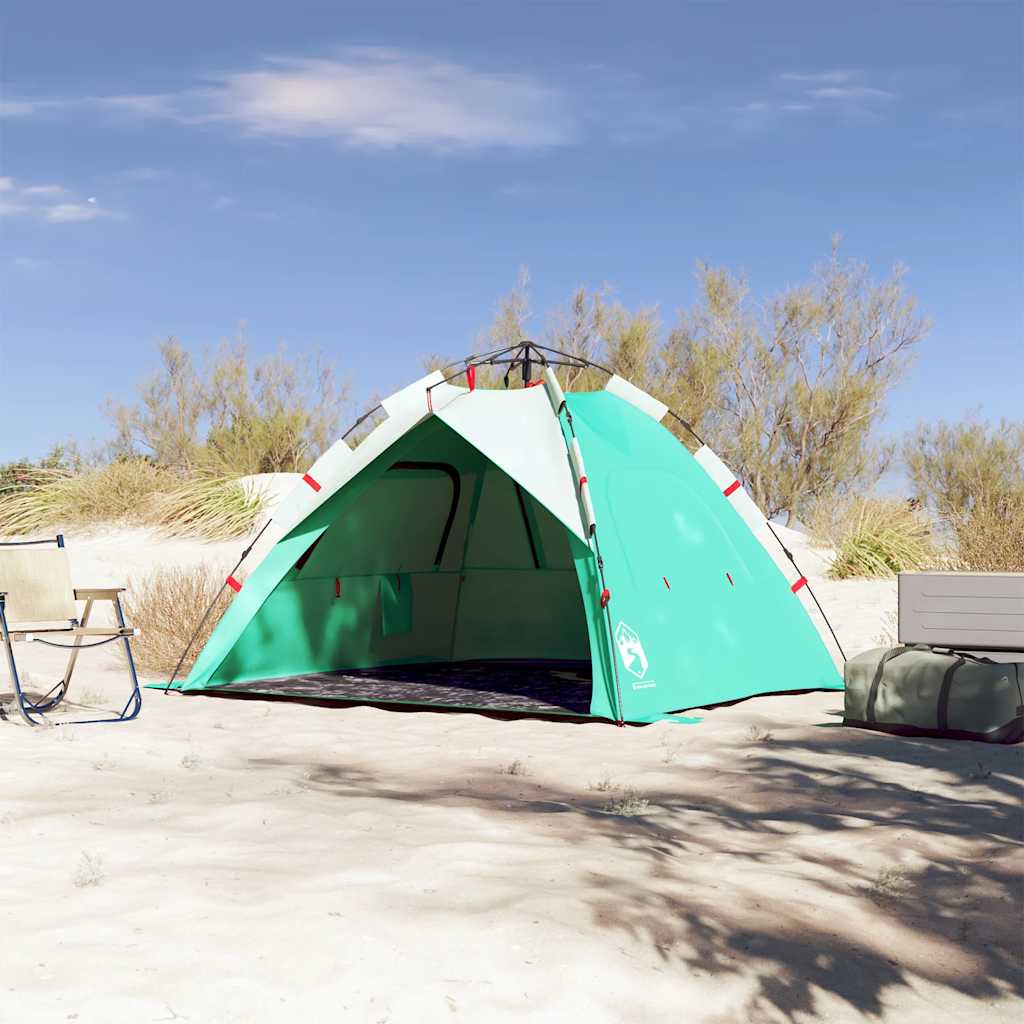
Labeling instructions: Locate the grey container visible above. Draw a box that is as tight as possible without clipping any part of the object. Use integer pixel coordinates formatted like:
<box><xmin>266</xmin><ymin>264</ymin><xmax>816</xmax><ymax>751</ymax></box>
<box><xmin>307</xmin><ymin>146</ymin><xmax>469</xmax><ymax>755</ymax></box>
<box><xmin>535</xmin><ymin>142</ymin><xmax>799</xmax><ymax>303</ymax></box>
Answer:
<box><xmin>844</xmin><ymin>646</ymin><xmax>1023</xmax><ymax>743</ymax></box>
<box><xmin>898</xmin><ymin>572</ymin><xmax>1024</xmax><ymax>653</ymax></box>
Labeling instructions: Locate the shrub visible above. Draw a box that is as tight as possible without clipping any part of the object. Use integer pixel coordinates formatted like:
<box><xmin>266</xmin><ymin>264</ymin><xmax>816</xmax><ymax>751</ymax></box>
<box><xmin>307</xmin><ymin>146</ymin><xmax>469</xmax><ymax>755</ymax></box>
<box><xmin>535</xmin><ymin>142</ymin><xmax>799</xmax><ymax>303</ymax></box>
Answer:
<box><xmin>0</xmin><ymin>460</ymin><xmax>172</xmax><ymax>537</ymax></box>
<box><xmin>108</xmin><ymin>337</ymin><xmax>348</xmax><ymax>475</ymax></box>
<box><xmin>150</xmin><ymin>475</ymin><xmax>266</xmax><ymax>541</ymax></box>
<box><xmin>904</xmin><ymin>419</ymin><xmax>1024</xmax><ymax>516</ymax></box>
<box><xmin>824</xmin><ymin>497</ymin><xmax>937</xmax><ymax>579</ymax></box>
<box><xmin>126</xmin><ymin>564</ymin><xmax>232</xmax><ymax>675</ymax></box>
<box><xmin>952</xmin><ymin>493</ymin><xmax>1024</xmax><ymax>572</ymax></box>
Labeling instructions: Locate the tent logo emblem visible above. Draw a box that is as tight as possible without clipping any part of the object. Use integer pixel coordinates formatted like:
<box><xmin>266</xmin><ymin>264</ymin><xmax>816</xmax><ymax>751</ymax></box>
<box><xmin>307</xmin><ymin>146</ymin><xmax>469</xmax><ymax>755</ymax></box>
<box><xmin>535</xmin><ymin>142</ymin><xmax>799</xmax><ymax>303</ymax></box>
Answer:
<box><xmin>614</xmin><ymin>621</ymin><xmax>649</xmax><ymax>679</ymax></box>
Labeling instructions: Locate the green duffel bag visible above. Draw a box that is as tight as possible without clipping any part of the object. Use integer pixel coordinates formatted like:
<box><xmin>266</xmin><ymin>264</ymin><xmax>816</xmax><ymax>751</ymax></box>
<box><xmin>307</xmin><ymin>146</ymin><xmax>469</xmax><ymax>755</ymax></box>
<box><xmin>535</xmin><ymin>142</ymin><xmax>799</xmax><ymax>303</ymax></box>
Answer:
<box><xmin>844</xmin><ymin>646</ymin><xmax>1024</xmax><ymax>744</ymax></box>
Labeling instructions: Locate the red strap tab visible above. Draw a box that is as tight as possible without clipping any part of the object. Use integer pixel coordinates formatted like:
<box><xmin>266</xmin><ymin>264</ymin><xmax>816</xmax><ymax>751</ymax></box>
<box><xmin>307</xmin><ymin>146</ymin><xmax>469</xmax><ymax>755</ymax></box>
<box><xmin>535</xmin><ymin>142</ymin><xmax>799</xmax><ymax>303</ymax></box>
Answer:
<box><xmin>791</xmin><ymin>576</ymin><xmax>808</xmax><ymax>593</ymax></box>
<box><xmin>335</xmin><ymin>577</ymin><xmax>341</xmax><ymax>598</ymax></box>
<box><xmin>526</xmin><ymin>378</ymin><xmax>544</xmax><ymax>388</ymax></box>
<box><xmin>663</xmin><ymin>576</ymin><xmax>671</xmax><ymax>590</ymax></box>
<box><xmin>466</xmin><ymin>364</ymin><xmax>476</xmax><ymax>391</ymax></box>
<box><xmin>302</xmin><ymin>473</ymin><xmax>322</xmax><ymax>492</ymax></box>
<box><xmin>726</xmin><ymin>572</ymin><xmax>734</xmax><ymax>586</ymax></box>
<box><xmin>579</xmin><ymin>475</ymin><xmax>588</xmax><ymax>486</ymax></box>
<box><xmin>600</xmin><ymin>587</ymin><xmax>611</xmax><ymax>608</ymax></box>
<box><xmin>723</xmin><ymin>480</ymin><xmax>741</xmax><ymax>497</ymax></box>
<box><xmin>226</xmin><ymin>575</ymin><xmax>242</xmax><ymax>593</ymax></box>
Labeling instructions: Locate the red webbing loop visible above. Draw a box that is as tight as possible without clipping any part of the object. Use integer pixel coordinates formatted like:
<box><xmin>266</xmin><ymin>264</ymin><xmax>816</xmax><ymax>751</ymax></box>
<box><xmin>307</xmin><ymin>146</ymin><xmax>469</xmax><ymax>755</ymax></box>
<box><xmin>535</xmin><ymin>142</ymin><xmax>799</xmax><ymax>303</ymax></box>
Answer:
<box><xmin>525</xmin><ymin>378</ymin><xmax>544</xmax><ymax>388</ymax></box>
<box><xmin>726</xmin><ymin>572</ymin><xmax>734</xmax><ymax>586</ymax></box>
<box><xmin>303</xmin><ymin>473</ymin><xmax>322</xmax><ymax>492</ymax></box>
<box><xmin>579</xmin><ymin>475</ymin><xmax>588</xmax><ymax>486</ymax></box>
<box><xmin>663</xmin><ymin>576</ymin><xmax>671</xmax><ymax>590</ymax></box>
<box><xmin>791</xmin><ymin>576</ymin><xmax>808</xmax><ymax>593</ymax></box>
<box><xmin>600</xmin><ymin>587</ymin><xmax>611</xmax><ymax>608</ymax></box>
<box><xmin>335</xmin><ymin>577</ymin><xmax>341</xmax><ymax>598</ymax></box>
<box><xmin>466</xmin><ymin>365</ymin><xmax>476</xmax><ymax>391</ymax></box>
<box><xmin>723</xmin><ymin>480</ymin><xmax>741</xmax><ymax>497</ymax></box>
<box><xmin>226</xmin><ymin>575</ymin><xmax>242</xmax><ymax>593</ymax></box>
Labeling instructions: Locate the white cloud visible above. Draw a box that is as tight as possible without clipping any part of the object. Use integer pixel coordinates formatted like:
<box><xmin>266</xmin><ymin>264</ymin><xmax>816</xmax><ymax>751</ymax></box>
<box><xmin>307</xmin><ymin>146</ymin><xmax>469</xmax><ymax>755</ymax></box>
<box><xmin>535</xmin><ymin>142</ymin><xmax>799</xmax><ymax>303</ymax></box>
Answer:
<box><xmin>779</xmin><ymin>70</ymin><xmax>859</xmax><ymax>85</ymax></box>
<box><xmin>0</xmin><ymin>177</ymin><xmax>119</xmax><ymax>223</ymax></box>
<box><xmin>21</xmin><ymin>183</ymin><xmax>68</xmax><ymax>197</ymax></box>
<box><xmin>201</xmin><ymin>52</ymin><xmax>572</xmax><ymax>149</ymax></box>
<box><xmin>0</xmin><ymin>98</ymin><xmax>40</xmax><ymax>117</ymax></box>
<box><xmin>810</xmin><ymin>86</ymin><xmax>894</xmax><ymax>101</ymax></box>
<box><xmin>38</xmin><ymin>50</ymin><xmax>574</xmax><ymax>151</ymax></box>
<box><xmin>93</xmin><ymin>93</ymin><xmax>179</xmax><ymax>118</ymax></box>
<box><xmin>12</xmin><ymin>256</ymin><xmax>49</xmax><ymax>270</ymax></box>
<box><xmin>211</xmin><ymin>194</ymin><xmax>235</xmax><ymax>210</ymax></box>
<box><xmin>45</xmin><ymin>201</ymin><xmax>112</xmax><ymax>223</ymax></box>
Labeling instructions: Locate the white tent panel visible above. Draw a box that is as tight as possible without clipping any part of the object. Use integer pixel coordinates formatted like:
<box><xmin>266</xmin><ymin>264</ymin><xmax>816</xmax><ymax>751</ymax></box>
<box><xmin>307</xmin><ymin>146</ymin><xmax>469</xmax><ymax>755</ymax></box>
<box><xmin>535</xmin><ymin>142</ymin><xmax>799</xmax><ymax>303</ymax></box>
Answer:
<box><xmin>437</xmin><ymin>387</ymin><xmax>587</xmax><ymax>540</ymax></box>
<box><xmin>604</xmin><ymin>374</ymin><xmax>667</xmax><ymax>422</ymax></box>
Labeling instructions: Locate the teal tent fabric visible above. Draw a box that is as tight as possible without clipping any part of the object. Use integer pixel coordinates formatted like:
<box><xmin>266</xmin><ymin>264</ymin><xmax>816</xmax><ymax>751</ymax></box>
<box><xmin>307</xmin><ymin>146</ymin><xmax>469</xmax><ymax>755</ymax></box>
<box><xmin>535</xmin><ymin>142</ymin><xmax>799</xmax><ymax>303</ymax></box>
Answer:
<box><xmin>156</xmin><ymin>385</ymin><xmax>841</xmax><ymax>723</ymax></box>
<box><xmin>380</xmin><ymin>574</ymin><xmax>413</xmax><ymax>636</ymax></box>
<box><xmin>561</xmin><ymin>393</ymin><xmax>841</xmax><ymax>721</ymax></box>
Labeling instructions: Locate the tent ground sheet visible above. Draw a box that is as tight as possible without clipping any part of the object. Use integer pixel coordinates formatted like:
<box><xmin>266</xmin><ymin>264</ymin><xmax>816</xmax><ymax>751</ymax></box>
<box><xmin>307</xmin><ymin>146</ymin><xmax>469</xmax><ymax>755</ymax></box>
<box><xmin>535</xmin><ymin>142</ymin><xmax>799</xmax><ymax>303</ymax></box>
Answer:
<box><xmin>196</xmin><ymin>659</ymin><xmax>594</xmax><ymax>716</ymax></box>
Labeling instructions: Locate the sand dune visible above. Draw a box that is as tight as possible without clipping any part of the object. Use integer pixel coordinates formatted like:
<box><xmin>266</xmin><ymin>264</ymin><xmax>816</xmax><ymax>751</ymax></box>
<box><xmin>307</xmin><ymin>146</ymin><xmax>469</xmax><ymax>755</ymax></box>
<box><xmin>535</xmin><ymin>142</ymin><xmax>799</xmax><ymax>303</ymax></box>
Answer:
<box><xmin>1</xmin><ymin>514</ymin><xmax>1020</xmax><ymax>1023</ymax></box>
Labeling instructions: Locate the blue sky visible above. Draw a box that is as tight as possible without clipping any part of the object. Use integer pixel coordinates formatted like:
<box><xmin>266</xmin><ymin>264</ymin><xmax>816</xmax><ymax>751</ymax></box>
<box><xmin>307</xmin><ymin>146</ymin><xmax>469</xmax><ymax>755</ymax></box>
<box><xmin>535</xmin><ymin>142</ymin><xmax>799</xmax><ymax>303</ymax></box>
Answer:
<box><xmin>1</xmin><ymin>0</ymin><xmax>1021</xmax><ymax>464</ymax></box>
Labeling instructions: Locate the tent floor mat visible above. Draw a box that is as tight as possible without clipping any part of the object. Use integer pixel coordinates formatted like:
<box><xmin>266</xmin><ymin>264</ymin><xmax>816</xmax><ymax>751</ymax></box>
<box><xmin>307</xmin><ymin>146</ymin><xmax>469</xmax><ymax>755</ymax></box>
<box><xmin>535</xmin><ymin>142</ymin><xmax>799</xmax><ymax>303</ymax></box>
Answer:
<box><xmin>204</xmin><ymin>660</ymin><xmax>594</xmax><ymax>716</ymax></box>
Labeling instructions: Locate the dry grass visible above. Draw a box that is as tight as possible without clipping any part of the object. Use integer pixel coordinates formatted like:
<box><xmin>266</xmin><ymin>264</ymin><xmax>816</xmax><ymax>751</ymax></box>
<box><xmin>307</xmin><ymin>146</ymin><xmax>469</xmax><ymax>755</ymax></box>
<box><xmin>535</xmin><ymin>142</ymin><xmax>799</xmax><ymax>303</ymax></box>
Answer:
<box><xmin>952</xmin><ymin>493</ymin><xmax>1024</xmax><ymax>572</ymax></box>
<box><xmin>603</xmin><ymin>787</ymin><xmax>651</xmax><ymax>817</ymax></box>
<box><xmin>126</xmin><ymin>564</ymin><xmax>233</xmax><ymax>676</ymax></box>
<box><xmin>0</xmin><ymin>461</ymin><xmax>173</xmax><ymax>536</ymax></box>
<box><xmin>150</xmin><ymin>475</ymin><xmax>266</xmax><ymax>540</ymax></box>
<box><xmin>71</xmin><ymin>852</ymin><xmax>105</xmax><ymax>889</ymax></box>
<box><xmin>817</xmin><ymin>497</ymin><xmax>938</xmax><ymax>579</ymax></box>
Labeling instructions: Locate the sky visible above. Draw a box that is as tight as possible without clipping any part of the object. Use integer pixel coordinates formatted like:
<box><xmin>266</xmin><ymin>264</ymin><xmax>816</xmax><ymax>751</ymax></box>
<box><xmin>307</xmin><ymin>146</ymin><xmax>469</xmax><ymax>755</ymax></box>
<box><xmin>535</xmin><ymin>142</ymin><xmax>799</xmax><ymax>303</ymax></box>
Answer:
<box><xmin>1</xmin><ymin>0</ymin><xmax>1021</xmax><ymax>464</ymax></box>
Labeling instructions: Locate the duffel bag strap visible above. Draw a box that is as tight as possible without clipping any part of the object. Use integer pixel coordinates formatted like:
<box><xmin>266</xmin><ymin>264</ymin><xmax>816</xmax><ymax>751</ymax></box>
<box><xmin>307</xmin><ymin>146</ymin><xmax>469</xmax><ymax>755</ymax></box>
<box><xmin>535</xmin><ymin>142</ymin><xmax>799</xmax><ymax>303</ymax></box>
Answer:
<box><xmin>866</xmin><ymin>646</ymin><xmax>912</xmax><ymax>723</ymax></box>
<box><xmin>937</xmin><ymin>656</ymin><xmax>966</xmax><ymax>732</ymax></box>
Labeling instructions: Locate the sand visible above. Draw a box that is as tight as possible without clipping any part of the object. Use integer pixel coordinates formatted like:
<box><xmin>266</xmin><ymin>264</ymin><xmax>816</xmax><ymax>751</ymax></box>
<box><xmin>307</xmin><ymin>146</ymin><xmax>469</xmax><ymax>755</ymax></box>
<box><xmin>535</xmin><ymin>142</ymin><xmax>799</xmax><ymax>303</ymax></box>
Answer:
<box><xmin>1</xmin><ymin>515</ymin><xmax>1020</xmax><ymax>1023</ymax></box>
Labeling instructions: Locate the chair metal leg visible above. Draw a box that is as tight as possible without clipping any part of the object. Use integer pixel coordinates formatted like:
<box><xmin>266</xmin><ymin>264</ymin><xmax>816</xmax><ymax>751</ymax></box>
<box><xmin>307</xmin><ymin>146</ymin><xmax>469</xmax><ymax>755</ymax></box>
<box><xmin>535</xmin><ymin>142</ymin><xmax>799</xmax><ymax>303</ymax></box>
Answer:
<box><xmin>1</xmin><ymin>601</ymin><xmax>41</xmax><ymax>726</ymax></box>
<box><xmin>57</xmin><ymin>595</ymin><xmax>142</xmax><ymax>725</ymax></box>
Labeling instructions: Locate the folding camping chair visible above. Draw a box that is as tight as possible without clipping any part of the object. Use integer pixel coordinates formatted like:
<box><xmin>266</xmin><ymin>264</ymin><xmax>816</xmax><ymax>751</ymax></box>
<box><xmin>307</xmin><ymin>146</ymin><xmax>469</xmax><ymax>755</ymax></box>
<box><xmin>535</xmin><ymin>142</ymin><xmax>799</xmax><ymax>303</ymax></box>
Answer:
<box><xmin>0</xmin><ymin>535</ymin><xmax>141</xmax><ymax>726</ymax></box>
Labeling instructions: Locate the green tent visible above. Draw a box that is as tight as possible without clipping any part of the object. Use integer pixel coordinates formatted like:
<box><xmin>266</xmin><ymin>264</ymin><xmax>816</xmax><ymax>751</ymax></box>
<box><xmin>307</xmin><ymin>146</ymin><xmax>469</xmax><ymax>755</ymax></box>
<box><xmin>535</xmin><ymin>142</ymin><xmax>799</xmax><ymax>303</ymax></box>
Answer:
<box><xmin>158</xmin><ymin>359</ymin><xmax>842</xmax><ymax>723</ymax></box>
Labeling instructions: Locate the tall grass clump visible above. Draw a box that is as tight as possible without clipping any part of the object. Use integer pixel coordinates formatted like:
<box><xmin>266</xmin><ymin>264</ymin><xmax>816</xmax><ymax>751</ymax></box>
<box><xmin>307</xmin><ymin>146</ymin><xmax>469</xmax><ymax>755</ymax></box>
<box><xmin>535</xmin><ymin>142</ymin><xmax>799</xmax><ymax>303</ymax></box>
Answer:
<box><xmin>0</xmin><ymin>460</ymin><xmax>172</xmax><ymax>537</ymax></box>
<box><xmin>820</xmin><ymin>497</ymin><xmax>937</xmax><ymax>579</ymax></box>
<box><xmin>126</xmin><ymin>564</ymin><xmax>232</xmax><ymax>674</ymax></box>
<box><xmin>151</xmin><ymin>476</ymin><xmax>266</xmax><ymax>540</ymax></box>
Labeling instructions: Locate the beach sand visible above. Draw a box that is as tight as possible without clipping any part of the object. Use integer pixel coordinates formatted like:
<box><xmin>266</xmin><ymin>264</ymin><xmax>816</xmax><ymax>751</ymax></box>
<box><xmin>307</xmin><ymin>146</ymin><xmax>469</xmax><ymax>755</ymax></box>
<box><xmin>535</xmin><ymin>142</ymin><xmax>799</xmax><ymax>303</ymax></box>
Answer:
<box><xmin>2</xmin><ymin>518</ymin><xmax>1020</xmax><ymax>1023</ymax></box>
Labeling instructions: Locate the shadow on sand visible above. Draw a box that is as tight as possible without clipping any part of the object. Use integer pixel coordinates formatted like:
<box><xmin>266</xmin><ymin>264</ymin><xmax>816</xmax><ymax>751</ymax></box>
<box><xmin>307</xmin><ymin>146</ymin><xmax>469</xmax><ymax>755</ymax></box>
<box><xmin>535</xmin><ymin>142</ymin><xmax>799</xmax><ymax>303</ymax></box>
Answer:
<box><xmin>246</xmin><ymin>725</ymin><xmax>1023</xmax><ymax>1021</ymax></box>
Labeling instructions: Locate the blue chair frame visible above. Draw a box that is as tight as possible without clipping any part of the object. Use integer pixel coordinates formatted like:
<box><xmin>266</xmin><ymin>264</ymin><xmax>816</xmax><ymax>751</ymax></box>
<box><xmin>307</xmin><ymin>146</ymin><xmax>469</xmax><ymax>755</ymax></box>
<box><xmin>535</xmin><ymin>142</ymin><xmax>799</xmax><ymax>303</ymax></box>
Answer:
<box><xmin>0</xmin><ymin>535</ymin><xmax>142</xmax><ymax>726</ymax></box>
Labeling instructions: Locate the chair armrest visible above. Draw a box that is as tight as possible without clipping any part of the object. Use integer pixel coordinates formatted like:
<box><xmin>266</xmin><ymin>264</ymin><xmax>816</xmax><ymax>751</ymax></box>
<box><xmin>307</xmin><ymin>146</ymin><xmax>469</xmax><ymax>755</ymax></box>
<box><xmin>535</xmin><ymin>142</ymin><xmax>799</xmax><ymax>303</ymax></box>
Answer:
<box><xmin>74</xmin><ymin>587</ymin><xmax>126</xmax><ymax>600</ymax></box>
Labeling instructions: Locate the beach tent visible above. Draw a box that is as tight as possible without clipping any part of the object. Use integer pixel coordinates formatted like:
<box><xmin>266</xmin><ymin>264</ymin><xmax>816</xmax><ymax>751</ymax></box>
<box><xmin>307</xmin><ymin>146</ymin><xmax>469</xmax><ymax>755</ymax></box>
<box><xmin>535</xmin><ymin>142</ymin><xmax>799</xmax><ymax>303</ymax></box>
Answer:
<box><xmin>159</xmin><ymin>348</ymin><xmax>842</xmax><ymax>724</ymax></box>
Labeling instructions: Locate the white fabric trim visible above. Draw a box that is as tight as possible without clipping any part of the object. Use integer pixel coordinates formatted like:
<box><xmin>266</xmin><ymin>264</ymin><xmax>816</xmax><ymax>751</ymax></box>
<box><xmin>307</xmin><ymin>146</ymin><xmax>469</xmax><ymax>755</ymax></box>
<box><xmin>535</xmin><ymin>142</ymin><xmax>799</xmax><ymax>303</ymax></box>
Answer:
<box><xmin>604</xmin><ymin>375</ymin><xmax>667</xmax><ymax>422</ymax></box>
